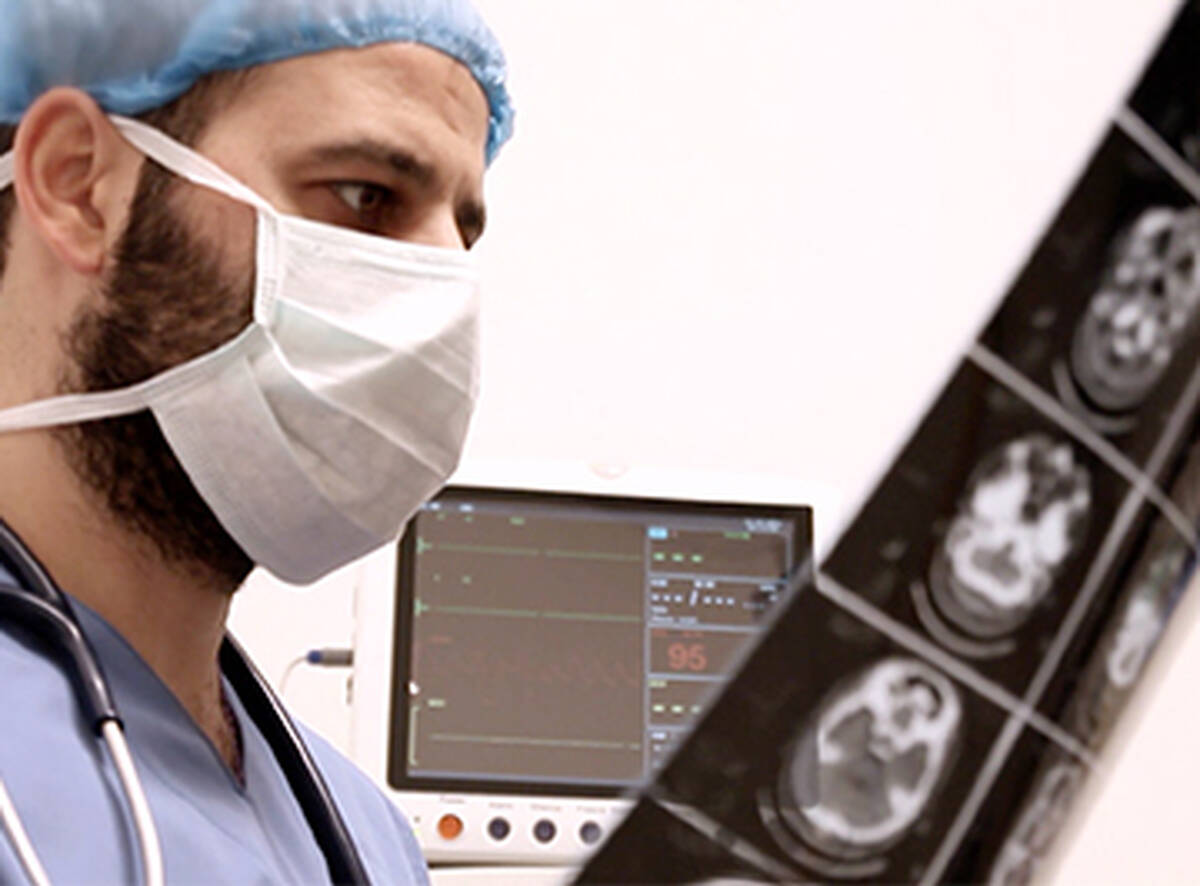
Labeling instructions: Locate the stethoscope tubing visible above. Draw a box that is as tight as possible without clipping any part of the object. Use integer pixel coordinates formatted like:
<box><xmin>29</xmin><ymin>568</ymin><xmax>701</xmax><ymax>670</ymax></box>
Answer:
<box><xmin>0</xmin><ymin>587</ymin><xmax>162</xmax><ymax>886</ymax></box>
<box><xmin>101</xmin><ymin>719</ymin><xmax>166</xmax><ymax>886</ymax></box>
<box><xmin>0</xmin><ymin>521</ymin><xmax>370</xmax><ymax>885</ymax></box>
<box><xmin>221</xmin><ymin>636</ymin><xmax>371</xmax><ymax>884</ymax></box>
<box><xmin>0</xmin><ymin>769</ymin><xmax>51</xmax><ymax>886</ymax></box>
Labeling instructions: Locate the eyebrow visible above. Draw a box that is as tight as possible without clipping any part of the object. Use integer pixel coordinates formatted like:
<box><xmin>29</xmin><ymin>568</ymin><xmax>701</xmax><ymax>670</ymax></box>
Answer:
<box><xmin>306</xmin><ymin>139</ymin><xmax>439</xmax><ymax>185</ymax></box>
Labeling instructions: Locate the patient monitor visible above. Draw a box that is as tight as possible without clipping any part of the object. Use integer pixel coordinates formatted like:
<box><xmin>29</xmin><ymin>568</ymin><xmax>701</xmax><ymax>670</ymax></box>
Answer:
<box><xmin>350</xmin><ymin>467</ymin><xmax>812</xmax><ymax>866</ymax></box>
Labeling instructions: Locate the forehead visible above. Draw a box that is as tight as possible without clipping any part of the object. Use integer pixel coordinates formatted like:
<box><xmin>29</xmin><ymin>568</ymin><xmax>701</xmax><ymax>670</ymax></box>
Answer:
<box><xmin>198</xmin><ymin>42</ymin><xmax>490</xmax><ymax>177</ymax></box>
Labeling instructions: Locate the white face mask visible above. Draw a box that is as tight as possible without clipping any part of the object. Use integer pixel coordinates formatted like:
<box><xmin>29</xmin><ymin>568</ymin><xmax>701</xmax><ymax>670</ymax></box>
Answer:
<box><xmin>0</xmin><ymin>117</ymin><xmax>481</xmax><ymax>584</ymax></box>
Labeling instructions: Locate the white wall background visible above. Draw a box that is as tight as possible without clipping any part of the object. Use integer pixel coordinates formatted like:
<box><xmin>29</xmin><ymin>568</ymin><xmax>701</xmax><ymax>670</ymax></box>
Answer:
<box><xmin>230</xmin><ymin>2</ymin><xmax>1194</xmax><ymax>881</ymax></box>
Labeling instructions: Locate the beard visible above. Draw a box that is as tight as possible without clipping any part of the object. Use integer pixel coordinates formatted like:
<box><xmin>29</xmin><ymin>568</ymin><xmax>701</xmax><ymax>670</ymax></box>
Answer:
<box><xmin>56</xmin><ymin>160</ymin><xmax>255</xmax><ymax>591</ymax></box>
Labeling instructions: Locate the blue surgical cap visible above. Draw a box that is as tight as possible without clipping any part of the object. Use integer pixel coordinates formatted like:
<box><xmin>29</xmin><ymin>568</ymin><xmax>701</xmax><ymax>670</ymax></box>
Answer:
<box><xmin>0</xmin><ymin>0</ymin><xmax>514</xmax><ymax>162</ymax></box>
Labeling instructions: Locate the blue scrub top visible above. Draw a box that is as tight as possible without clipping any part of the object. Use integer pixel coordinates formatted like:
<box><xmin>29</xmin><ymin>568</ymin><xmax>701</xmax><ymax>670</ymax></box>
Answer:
<box><xmin>0</xmin><ymin>568</ymin><xmax>430</xmax><ymax>885</ymax></box>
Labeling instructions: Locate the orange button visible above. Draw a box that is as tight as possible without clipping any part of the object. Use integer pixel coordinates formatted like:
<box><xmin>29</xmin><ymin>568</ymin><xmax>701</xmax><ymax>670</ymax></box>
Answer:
<box><xmin>437</xmin><ymin>814</ymin><xmax>465</xmax><ymax>841</ymax></box>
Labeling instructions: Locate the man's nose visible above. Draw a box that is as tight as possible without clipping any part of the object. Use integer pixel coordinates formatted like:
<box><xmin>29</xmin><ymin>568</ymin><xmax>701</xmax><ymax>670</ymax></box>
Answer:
<box><xmin>406</xmin><ymin>207</ymin><xmax>466</xmax><ymax>250</ymax></box>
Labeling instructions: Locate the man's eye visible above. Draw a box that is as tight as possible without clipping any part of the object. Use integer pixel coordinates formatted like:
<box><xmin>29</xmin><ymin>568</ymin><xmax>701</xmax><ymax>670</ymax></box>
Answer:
<box><xmin>332</xmin><ymin>183</ymin><xmax>395</xmax><ymax>220</ymax></box>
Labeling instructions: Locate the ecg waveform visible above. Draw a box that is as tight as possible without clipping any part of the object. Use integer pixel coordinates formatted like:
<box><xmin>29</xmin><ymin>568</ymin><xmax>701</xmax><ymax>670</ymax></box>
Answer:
<box><xmin>418</xmin><ymin>603</ymin><xmax>641</xmax><ymax>625</ymax></box>
<box><xmin>398</xmin><ymin>494</ymin><xmax>805</xmax><ymax>788</ymax></box>
<box><xmin>429</xmin><ymin>733</ymin><xmax>641</xmax><ymax>752</ymax></box>
<box><xmin>417</xmin><ymin>636</ymin><xmax>642</xmax><ymax>694</ymax></box>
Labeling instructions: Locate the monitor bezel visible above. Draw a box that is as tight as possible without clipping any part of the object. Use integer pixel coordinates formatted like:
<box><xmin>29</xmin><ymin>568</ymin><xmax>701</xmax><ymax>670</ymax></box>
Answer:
<box><xmin>385</xmin><ymin>484</ymin><xmax>813</xmax><ymax>798</ymax></box>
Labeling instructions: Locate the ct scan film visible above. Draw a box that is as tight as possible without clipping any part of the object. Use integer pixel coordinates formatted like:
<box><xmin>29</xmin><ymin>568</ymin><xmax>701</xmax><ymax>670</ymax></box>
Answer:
<box><xmin>576</xmin><ymin>3</ymin><xmax>1200</xmax><ymax>883</ymax></box>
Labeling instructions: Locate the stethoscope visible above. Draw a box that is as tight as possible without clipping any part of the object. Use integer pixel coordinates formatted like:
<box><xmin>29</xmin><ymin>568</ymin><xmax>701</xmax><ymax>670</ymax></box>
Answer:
<box><xmin>0</xmin><ymin>520</ymin><xmax>371</xmax><ymax>885</ymax></box>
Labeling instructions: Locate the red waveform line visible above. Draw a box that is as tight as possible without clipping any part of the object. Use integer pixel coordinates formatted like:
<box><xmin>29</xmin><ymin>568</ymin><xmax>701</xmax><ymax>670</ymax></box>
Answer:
<box><xmin>417</xmin><ymin>642</ymin><xmax>641</xmax><ymax>695</ymax></box>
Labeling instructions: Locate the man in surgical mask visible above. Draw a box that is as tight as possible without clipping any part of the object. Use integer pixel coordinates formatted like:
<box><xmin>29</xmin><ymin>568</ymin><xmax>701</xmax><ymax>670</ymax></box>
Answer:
<box><xmin>0</xmin><ymin>1</ymin><xmax>512</xmax><ymax>881</ymax></box>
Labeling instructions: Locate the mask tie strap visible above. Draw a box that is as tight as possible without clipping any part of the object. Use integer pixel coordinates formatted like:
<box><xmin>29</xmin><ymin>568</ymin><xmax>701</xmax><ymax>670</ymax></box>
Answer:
<box><xmin>0</xmin><ymin>325</ymin><xmax>261</xmax><ymax>434</ymax></box>
<box><xmin>0</xmin><ymin>386</ymin><xmax>151</xmax><ymax>433</ymax></box>
<box><xmin>0</xmin><ymin>122</ymin><xmax>264</xmax><ymax>205</ymax></box>
<box><xmin>110</xmin><ymin>115</ymin><xmax>284</xmax><ymax>328</ymax></box>
<box><xmin>109</xmin><ymin>116</ymin><xmax>276</xmax><ymax>215</ymax></box>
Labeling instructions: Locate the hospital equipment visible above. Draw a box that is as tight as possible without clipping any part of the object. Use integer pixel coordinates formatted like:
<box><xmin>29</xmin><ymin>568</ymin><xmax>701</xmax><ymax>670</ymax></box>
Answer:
<box><xmin>349</xmin><ymin>471</ymin><xmax>813</xmax><ymax>868</ymax></box>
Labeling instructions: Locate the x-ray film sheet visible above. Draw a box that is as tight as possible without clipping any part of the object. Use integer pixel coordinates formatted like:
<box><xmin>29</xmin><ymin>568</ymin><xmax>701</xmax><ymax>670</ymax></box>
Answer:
<box><xmin>577</xmin><ymin>2</ymin><xmax>1200</xmax><ymax>883</ymax></box>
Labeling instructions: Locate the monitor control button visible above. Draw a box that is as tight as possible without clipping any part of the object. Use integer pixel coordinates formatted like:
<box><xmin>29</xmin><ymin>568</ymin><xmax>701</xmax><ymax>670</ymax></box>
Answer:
<box><xmin>580</xmin><ymin>821</ymin><xmax>603</xmax><ymax>845</ymax></box>
<box><xmin>533</xmin><ymin>819</ymin><xmax>557</xmax><ymax>844</ymax></box>
<box><xmin>487</xmin><ymin>817</ymin><xmax>512</xmax><ymax>841</ymax></box>
<box><xmin>437</xmin><ymin>814</ymin><xmax>465</xmax><ymax>841</ymax></box>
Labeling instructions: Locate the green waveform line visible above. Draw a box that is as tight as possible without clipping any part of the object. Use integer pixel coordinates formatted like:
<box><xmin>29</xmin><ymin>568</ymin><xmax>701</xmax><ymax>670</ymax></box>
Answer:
<box><xmin>540</xmin><ymin>611</ymin><xmax>641</xmax><ymax>624</ymax></box>
<box><xmin>433</xmin><ymin>605</ymin><xmax>540</xmax><ymax>619</ymax></box>
<box><xmin>544</xmin><ymin>549</ymin><xmax>643</xmax><ymax>563</ymax></box>
<box><xmin>408</xmin><ymin>705</ymin><xmax>420</xmax><ymax>767</ymax></box>
<box><xmin>432</xmin><ymin>543</ymin><xmax>541</xmax><ymax>557</ymax></box>
<box><xmin>428</xmin><ymin>605</ymin><xmax>640</xmax><ymax>624</ymax></box>
<box><xmin>425</xmin><ymin>543</ymin><xmax>641</xmax><ymax>563</ymax></box>
<box><xmin>431</xmin><ymin>733</ymin><xmax>641</xmax><ymax>751</ymax></box>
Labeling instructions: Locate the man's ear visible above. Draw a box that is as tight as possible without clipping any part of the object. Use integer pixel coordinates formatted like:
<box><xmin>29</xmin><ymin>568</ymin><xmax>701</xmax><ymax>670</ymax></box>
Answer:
<box><xmin>10</xmin><ymin>88</ymin><xmax>141</xmax><ymax>276</ymax></box>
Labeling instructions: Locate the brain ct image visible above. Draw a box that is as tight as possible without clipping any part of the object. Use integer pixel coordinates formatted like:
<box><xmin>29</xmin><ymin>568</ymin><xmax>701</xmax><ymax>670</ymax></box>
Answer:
<box><xmin>1070</xmin><ymin>205</ymin><xmax>1200</xmax><ymax>413</ymax></box>
<box><xmin>929</xmin><ymin>435</ymin><xmax>1092</xmax><ymax>638</ymax></box>
<box><xmin>1106</xmin><ymin>595</ymin><xmax>1165</xmax><ymax>690</ymax></box>
<box><xmin>774</xmin><ymin>658</ymin><xmax>963</xmax><ymax>860</ymax></box>
<box><xmin>987</xmin><ymin>763</ymin><xmax>1084</xmax><ymax>886</ymax></box>
<box><xmin>577</xmin><ymin>10</ymin><xmax>1200</xmax><ymax>882</ymax></box>
<box><xmin>1103</xmin><ymin>542</ymin><xmax>1188</xmax><ymax>692</ymax></box>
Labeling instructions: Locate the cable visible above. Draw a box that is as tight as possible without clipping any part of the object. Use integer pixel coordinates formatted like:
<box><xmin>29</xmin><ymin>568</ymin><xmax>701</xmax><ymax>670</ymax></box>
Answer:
<box><xmin>0</xmin><ymin>771</ymin><xmax>51</xmax><ymax>886</ymax></box>
<box><xmin>222</xmin><ymin>638</ymin><xmax>369</xmax><ymax>885</ymax></box>
<box><xmin>309</xmin><ymin>648</ymin><xmax>354</xmax><ymax>668</ymax></box>
<box><xmin>101</xmin><ymin>722</ymin><xmax>163</xmax><ymax>886</ymax></box>
<box><xmin>279</xmin><ymin>648</ymin><xmax>355</xmax><ymax>698</ymax></box>
<box><xmin>279</xmin><ymin>655</ymin><xmax>308</xmax><ymax>698</ymax></box>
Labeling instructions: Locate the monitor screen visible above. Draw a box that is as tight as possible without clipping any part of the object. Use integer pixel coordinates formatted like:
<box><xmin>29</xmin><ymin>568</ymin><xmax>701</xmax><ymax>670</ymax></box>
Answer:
<box><xmin>387</xmin><ymin>487</ymin><xmax>813</xmax><ymax>797</ymax></box>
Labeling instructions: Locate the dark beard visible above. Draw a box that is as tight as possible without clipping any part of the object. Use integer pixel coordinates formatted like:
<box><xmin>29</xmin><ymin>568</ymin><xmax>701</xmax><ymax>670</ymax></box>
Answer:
<box><xmin>56</xmin><ymin>161</ymin><xmax>255</xmax><ymax>591</ymax></box>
